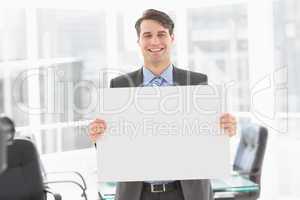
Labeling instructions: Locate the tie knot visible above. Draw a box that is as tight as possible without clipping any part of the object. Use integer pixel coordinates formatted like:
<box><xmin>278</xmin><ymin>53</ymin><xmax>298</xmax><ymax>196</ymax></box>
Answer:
<box><xmin>150</xmin><ymin>77</ymin><xmax>164</xmax><ymax>86</ymax></box>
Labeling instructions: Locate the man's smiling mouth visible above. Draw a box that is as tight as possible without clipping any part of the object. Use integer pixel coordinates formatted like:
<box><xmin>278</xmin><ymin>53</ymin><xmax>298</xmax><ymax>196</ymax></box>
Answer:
<box><xmin>148</xmin><ymin>48</ymin><xmax>164</xmax><ymax>53</ymax></box>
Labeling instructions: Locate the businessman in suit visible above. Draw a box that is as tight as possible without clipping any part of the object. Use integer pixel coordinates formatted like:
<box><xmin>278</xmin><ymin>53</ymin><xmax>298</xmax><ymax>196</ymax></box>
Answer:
<box><xmin>89</xmin><ymin>9</ymin><xmax>236</xmax><ymax>200</ymax></box>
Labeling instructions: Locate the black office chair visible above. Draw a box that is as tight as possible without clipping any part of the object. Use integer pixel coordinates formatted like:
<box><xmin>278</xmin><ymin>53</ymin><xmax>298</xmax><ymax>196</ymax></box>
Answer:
<box><xmin>0</xmin><ymin>116</ymin><xmax>88</xmax><ymax>200</ymax></box>
<box><xmin>232</xmin><ymin>123</ymin><xmax>268</xmax><ymax>200</ymax></box>
<box><xmin>0</xmin><ymin>138</ymin><xmax>61</xmax><ymax>200</ymax></box>
<box><xmin>0</xmin><ymin>129</ymin><xmax>7</xmax><ymax>174</ymax></box>
<box><xmin>0</xmin><ymin>116</ymin><xmax>11</xmax><ymax>174</ymax></box>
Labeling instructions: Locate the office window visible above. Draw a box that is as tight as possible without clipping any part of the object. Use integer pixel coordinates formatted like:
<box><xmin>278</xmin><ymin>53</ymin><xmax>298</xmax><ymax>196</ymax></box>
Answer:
<box><xmin>0</xmin><ymin>81</ymin><xmax>3</xmax><ymax>114</ymax></box>
<box><xmin>274</xmin><ymin>0</ymin><xmax>300</xmax><ymax>112</ymax></box>
<box><xmin>38</xmin><ymin>63</ymin><xmax>84</xmax><ymax>125</ymax></box>
<box><xmin>273</xmin><ymin>0</ymin><xmax>300</xmax><ymax>139</ymax></box>
<box><xmin>0</xmin><ymin>9</ymin><xmax>27</xmax><ymax>61</ymax></box>
<box><xmin>37</xmin><ymin>9</ymin><xmax>106</xmax><ymax>60</ymax></box>
<box><xmin>0</xmin><ymin>9</ymin><xmax>27</xmax><ymax>124</ymax></box>
<box><xmin>0</xmin><ymin>8</ymin><xmax>108</xmax><ymax>153</ymax></box>
<box><xmin>10</xmin><ymin>67</ymin><xmax>30</xmax><ymax>127</ymax></box>
<box><xmin>38</xmin><ymin>126</ymin><xmax>90</xmax><ymax>153</ymax></box>
<box><xmin>187</xmin><ymin>4</ymin><xmax>249</xmax><ymax>112</ymax></box>
<box><xmin>115</xmin><ymin>11</ymin><xmax>141</xmax><ymax>71</ymax></box>
<box><xmin>36</xmin><ymin>9</ymin><xmax>108</xmax><ymax>152</ymax></box>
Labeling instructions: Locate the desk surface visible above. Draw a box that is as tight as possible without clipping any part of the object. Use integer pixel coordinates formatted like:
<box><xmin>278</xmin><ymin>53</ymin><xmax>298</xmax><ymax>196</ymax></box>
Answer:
<box><xmin>98</xmin><ymin>175</ymin><xmax>258</xmax><ymax>200</ymax></box>
<box><xmin>40</xmin><ymin>148</ymin><xmax>258</xmax><ymax>200</ymax></box>
<box><xmin>212</xmin><ymin>175</ymin><xmax>258</xmax><ymax>192</ymax></box>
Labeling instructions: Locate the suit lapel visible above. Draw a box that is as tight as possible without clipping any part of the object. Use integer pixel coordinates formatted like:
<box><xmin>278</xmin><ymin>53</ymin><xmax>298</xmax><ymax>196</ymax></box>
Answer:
<box><xmin>173</xmin><ymin>66</ymin><xmax>190</xmax><ymax>86</ymax></box>
<box><xmin>133</xmin><ymin>68</ymin><xmax>143</xmax><ymax>87</ymax></box>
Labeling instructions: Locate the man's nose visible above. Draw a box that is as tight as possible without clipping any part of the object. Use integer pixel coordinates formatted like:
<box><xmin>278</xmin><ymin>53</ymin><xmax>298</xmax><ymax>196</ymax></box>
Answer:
<box><xmin>150</xmin><ymin>36</ymin><xmax>160</xmax><ymax>45</ymax></box>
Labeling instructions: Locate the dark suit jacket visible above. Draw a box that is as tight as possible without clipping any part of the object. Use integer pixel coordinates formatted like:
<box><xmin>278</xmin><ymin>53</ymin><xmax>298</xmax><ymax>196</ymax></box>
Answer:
<box><xmin>109</xmin><ymin>66</ymin><xmax>213</xmax><ymax>200</ymax></box>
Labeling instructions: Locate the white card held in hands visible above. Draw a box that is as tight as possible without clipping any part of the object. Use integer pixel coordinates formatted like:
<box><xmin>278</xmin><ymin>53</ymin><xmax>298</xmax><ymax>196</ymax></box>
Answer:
<box><xmin>96</xmin><ymin>85</ymin><xmax>230</xmax><ymax>182</ymax></box>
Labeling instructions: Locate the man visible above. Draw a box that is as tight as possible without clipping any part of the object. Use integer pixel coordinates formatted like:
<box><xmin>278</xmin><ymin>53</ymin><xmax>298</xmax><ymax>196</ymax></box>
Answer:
<box><xmin>89</xmin><ymin>9</ymin><xmax>236</xmax><ymax>200</ymax></box>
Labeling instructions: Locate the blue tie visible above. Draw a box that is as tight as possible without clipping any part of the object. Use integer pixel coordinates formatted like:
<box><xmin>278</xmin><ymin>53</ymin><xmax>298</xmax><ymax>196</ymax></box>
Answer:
<box><xmin>149</xmin><ymin>77</ymin><xmax>164</xmax><ymax>86</ymax></box>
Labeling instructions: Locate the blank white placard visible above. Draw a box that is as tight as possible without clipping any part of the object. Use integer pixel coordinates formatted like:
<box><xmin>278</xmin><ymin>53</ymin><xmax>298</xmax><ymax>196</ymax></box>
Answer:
<box><xmin>96</xmin><ymin>85</ymin><xmax>230</xmax><ymax>182</ymax></box>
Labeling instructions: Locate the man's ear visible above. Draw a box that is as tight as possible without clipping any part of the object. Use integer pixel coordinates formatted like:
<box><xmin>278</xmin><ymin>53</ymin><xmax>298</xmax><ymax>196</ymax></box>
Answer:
<box><xmin>171</xmin><ymin>34</ymin><xmax>175</xmax><ymax>42</ymax></box>
<box><xmin>137</xmin><ymin>37</ymin><xmax>141</xmax><ymax>46</ymax></box>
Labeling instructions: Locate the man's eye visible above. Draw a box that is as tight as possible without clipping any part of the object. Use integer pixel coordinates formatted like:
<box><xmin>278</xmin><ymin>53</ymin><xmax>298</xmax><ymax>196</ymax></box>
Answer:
<box><xmin>144</xmin><ymin>35</ymin><xmax>151</xmax><ymax>38</ymax></box>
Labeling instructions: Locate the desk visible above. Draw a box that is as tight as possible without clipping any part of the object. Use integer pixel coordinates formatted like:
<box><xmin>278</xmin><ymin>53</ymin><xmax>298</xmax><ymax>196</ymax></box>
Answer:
<box><xmin>40</xmin><ymin>148</ymin><xmax>258</xmax><ymax>200</ymax></box>
<box><xmin>212</xmin><ymin>175</ymin><xmax>258</xmax><ymax>193</ymax></box>
<box><xmin>98</xmin><ymin>175</ymin><xmax>258</xmax><ymax>200</ymax></box>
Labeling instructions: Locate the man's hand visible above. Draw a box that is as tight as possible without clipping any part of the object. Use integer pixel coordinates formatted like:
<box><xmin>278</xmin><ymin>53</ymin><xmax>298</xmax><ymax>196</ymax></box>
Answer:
<box><xmin>88</xmin><ymin>118</ymin><xmax>107</xmax><ymax>143</ymax></box>
<box><xmin>220</xmin><ymin>113</ymin><xmax>236</xmax><ymax>137</ymax></box>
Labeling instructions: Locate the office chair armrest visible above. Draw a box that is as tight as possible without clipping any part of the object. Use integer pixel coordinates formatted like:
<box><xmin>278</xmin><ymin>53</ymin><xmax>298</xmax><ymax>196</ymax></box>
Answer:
<box><xmin>44</xmin><ymin>180</ymin><xmax>87</xmax><ymax>200</ymax></box>
<box><xmin>46</xmin><ymin>171</ymin><xmax>87</xmax><ymax>190</ymax></box>
<box><xmin>233</xmin><ymin>170</ymin><xmax>260</xmax><ymax>177</ymax></box>
<box><xmin>44</xmin><ymin>186</ymin><xmax>62</xmax><ymax>200</ymax></box>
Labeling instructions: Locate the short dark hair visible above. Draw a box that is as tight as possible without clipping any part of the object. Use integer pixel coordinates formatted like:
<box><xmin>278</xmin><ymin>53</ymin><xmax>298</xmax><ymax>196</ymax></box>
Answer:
<box><xmin>135</xmin><ymin>9</ymin><xmax>175</xmax><ymax>37</ymax></box>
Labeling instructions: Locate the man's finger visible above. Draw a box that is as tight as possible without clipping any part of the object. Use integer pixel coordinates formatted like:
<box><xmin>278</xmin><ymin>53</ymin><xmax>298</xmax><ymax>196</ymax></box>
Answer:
<box><xmin>90</xmin><ymin>121</ymin><xmax>106</xmax><ymax>129</ymax></box>
<box><xmin>220</xmin><ymin>122</ymin><xmax>236</xmax><ymax>128</ymax></box>
<box><xmin>224</xmin><ymin>127</ymin><xmax>236</xmax><ymax>136</ymax></box>
<box><xmin>221</xmin><ymin>116</ymin><xmax>236</xmax><ymax>123</ymax></box>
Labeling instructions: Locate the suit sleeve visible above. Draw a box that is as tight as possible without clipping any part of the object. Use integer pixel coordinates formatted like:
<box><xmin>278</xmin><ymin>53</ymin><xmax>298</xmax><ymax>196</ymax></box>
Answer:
<box><xmin>110</xmin><ymin>79</ymin><xmax>114</xmax><ymax>88</ymax></box>
<box><xmin>203</xmin><ymin>74</ymin><xmax>208</xmax><ymax>85</ymax></box>
<box><xmin>94</xmin><ymin>80</ymin><xmax>114</xmax><ymax>149</ymax></box>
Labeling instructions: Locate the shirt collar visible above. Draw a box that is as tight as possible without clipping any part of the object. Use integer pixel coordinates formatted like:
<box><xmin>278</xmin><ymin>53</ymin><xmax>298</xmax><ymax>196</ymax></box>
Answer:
<box><xmin>143</xmin><ymin>64</ymin><xmax>174</xmax><ymax>85</ymax></box>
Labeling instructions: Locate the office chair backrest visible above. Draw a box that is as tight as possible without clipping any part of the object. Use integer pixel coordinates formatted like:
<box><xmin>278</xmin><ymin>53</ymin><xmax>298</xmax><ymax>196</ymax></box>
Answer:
<box><xmin>0</xmin><ymin>139</ymin><xmax>44</xmax><ymax>200</ymax></box>
<box><xmin>0</xmin><ymin>116</ymin><xmax>15</xmax><ymax>174</ymax></box>
<box><xmin>0</xmin><ymin>132</ymin><xmax>6</xmax><ymax>174</ymax></box>
<box><xmin>233</xmin><ymin>123</ymin><xmax>268</xmax><ymax>185</ymax></box>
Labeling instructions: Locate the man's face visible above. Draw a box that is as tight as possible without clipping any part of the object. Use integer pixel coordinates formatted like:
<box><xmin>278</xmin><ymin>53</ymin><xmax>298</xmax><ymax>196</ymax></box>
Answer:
<box><xmin>138</xmin><ymin>19</ymin><xmax>174</xmax><ymax>67</ymax></box>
